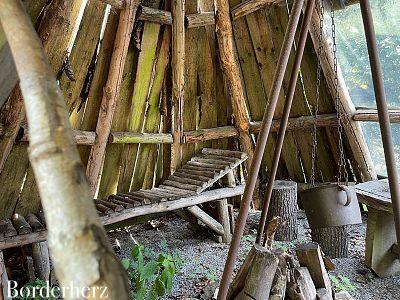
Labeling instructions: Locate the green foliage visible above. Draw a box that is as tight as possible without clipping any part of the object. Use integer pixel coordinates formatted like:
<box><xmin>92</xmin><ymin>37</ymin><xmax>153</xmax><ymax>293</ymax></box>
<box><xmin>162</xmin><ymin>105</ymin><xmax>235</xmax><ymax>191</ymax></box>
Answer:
<box><xmin>329</xmin><ymin>274</ymin><xmax>356</xmax><ymax>292</ymax></box>
<box><xmin>122</xmin><ymin>242</ymin><xmax>178</xmax><ymax>300</ymax></box>
<box><xmin>13</xmin><ymin>279</ymin><xmax>56</xmax><ymax>300</ymax></box>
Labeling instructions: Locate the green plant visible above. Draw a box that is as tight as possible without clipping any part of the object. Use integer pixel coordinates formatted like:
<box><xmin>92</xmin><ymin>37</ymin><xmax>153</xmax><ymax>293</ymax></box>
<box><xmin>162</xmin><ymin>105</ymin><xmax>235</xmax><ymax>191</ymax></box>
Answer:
<box><xmin>330</xmin><ymin>274</ymin><xmax>356</xmax><ymax>292</ymax></box>
<box><xmin>13</xmin><ymin>279</ymin><xmax>56</xmax><ymax>300</ymax></box>
<box><xmin>122</xmin><ymin>242</ymin><xmax>177</xmax><ymax>300</ymax></box>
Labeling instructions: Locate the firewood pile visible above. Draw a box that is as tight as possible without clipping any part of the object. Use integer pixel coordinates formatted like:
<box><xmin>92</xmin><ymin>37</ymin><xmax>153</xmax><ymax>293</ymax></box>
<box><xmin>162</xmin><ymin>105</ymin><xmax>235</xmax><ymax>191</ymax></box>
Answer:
<box><xmin>226</xmin><ymin>241</ymin><xmax>355</xmax><ymax>300</ymax></box>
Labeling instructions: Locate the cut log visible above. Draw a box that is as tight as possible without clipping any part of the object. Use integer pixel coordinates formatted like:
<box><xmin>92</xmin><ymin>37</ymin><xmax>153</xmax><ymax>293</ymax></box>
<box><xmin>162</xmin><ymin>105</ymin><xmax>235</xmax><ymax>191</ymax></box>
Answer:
<box><xmin>311</xmin><ymin>226</ymin><xmax>349</xmax><ymax>258</ymax></box>
<box><xmin>235</xmin><ymin>244</ymin><xmax>279</xmax><ymax>300</ymax></box>
<box><xmin>32</xmin><ymin>241</ymin><xmax>50</xmax><ymax>281</ymax></box>
<box><xmin>286</xmin><ymin>267</ymin><xmax>317</xmax><ymax>300</ymax></box>
<box><xmin>265</xmin><ymin>180</ymin><xmax>298</xmax><ymax>241</ymax></box>
<box><xmin>218</xmin><ymin>198</ymin><xmax>232</xmax><ymax>243</ymax></box>
<box><xmin>12</xmin><ymin>214</ymin><xmax>32</xmax><ymax>235</ymax></box>
<box><xmin>295</xmin><ymin>243</ymin><xmax>333</xmax><ymax>300</ymax></box>
<box><xmin>228</xmin><ymin>247</ymin><xmax>256</xmax><ymax>299</ymax></box>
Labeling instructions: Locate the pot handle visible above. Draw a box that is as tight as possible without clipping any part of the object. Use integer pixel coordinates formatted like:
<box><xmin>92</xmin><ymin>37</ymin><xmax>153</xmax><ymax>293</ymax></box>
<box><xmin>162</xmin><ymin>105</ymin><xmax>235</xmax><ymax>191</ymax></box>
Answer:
<box><xmin>338</xmin><ymin>185</ymin><xmax>352</xmax><ymax>206</ymax></box>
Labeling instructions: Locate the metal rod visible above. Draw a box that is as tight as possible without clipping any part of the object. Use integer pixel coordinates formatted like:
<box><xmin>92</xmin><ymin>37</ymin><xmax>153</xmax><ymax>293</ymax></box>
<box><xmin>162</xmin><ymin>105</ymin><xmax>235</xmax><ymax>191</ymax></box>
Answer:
<box><xmin>359</xmin><ymin>0</ymin><xmax>400</xmax><ymax>248</ymax></box>
<box><xmin>217</xmin><ymin>0</ymin><xmax>304</xmax><ymax>298</ymax></box>
<box><xmin>255</xmin><ymin>0</ymin><xmax>316</xmax><ymax>244</ymax></box>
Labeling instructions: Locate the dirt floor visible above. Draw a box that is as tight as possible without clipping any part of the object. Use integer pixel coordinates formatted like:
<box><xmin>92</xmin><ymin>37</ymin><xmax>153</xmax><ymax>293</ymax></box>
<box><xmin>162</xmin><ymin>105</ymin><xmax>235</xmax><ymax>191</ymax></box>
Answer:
<box><xmin>108</xmin><ymin>210</ymin><xmax>400</xmax><ymax>300</ymax></box>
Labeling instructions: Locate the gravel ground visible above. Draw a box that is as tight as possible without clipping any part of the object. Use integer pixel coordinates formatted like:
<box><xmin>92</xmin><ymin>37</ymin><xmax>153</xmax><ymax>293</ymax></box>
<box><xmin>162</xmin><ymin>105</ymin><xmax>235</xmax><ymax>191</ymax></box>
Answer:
<box><xmin>108</xmin><ymin>210</ymin><xmax>400</xmax><ymax>300</ymax></box>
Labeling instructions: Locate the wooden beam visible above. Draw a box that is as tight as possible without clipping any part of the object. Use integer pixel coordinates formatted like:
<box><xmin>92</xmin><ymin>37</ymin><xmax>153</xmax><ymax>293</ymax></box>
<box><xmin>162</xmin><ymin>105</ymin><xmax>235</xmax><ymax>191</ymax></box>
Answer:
<box><xmin>110</xmin><ymin>132</ymin><xmax>173</xmax><ymax>144</ymax></box>
<box><xmin>308</xmin><ymin>7</ymin><xmax>377</xmax><ymax>181</ymax></box>
<box><xmin>353</xmin><ymin>109</ymin><xmax>400</xmax><ymax>123</ymax></box>
<box><xmin>215</xmin><ymin>0</ymin><xmax>254</xmax><ymax>168</ymax></box>
<box><xmin>171</xmin><ymin>0</ymin><xmax>185</xmax><ymax>172</ymax></box>
<box><xmin>138</xmin><ymin>5</ymin><xmax>172</xmax><ymax>25</ymax></box>
<box><xmin>0</xmin><ymin>185</ymin><xmax>245</xmax><ymax>250</ymax></box>
<box><xmin>231</xmin><ymin>0</ymin><xmax>280</xmax><ymax>20</ymax></box>
<box><xmin>186</xmin><ymin>12</ymin><xmax>215</xmax><ymax>28</ymax></box>
<box><xmin>86</xmin><ymin>0</ymin><xmax>140</xmax><ymax>195</ymax></box>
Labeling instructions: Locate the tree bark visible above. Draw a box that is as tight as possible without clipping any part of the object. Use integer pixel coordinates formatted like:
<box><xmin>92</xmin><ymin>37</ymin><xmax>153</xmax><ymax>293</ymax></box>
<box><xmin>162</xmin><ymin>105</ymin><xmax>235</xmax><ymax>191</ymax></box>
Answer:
<box><xmin>0</xmin><ymin>0</ymin><xmax>130</xmax><ymax>298</ymax></box>
<box><xmin>265</xmin><ymin>180</ymin><xmax>298</xmax><ymax>241</ymax></box>
<box><xmin>311</xmin><ymin>226</ymin><xmax>349</xmax><ymax>258</ymax></box>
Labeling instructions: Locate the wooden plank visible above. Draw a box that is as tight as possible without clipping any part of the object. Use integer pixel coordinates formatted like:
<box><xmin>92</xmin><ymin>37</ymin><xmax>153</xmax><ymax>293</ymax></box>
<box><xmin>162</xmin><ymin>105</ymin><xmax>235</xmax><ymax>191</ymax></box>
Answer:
<box><xmin>97</xmin><ymin>45</ymin><xmax>137</xmax><ymax>198</ymax></box>
<box><xmin>118</xmin><ymin>4</ymin><xmax>161</xmax><ymax>192</ymax></box>
<box><xmin>132</xmin><ymin>28</ymin><xmax>171</xmax><ymax>190</ymax></box>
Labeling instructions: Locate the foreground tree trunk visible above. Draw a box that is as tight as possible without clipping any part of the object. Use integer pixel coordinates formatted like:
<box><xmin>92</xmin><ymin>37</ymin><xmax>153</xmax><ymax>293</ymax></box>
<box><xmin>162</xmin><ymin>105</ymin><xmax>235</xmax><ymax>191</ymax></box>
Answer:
<box><xmin>0</xmin><ymin>1</ymin><xmax>130</xmax><ymax>299</ymax></box>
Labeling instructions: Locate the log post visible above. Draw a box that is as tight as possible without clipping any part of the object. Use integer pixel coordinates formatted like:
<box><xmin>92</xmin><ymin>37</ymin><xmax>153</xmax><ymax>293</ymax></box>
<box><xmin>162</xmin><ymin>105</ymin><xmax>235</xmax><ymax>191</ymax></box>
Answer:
<box><xmin>32</xmin><ymin>241</ymin><xmax>50</xmax><ymax>281</ymax></box>
<box><xmin>265</xmin><ymin>180</ymin><xmax>298</xmax><ymax>241</ymax></box>
<box><xmin>86</xmin><ymin>0</ymin><xmax>140</xmax><ymax>195</ymax></box>
<box><xmin>235</xmin><ymin>244</ymin><xmax>279</xmax><ymax>300</ymax></box>
<box><xmin>218</xmin><ymin>198</ymin><xmax>232</xmax><ymax>243</ymax></box>
<box><xmin>0</xmin><ymin>0</ymin><xmax>131</xmax><ymax>298</ymax></box>
<box><xmin>170</xmin><ymin>0</ymin><xmax>185</xmax><ymax>172</ymax></box>
<box><xmin>295</xmin><ymin>243</ymin><xmax>333</xmax><ymax>300</ymax></box>
<box><xmin>311</xmin><ymin>226</ymin><xmax>349</xmax><ymax>258</ymax></box>
<box><xmin>214</xmin><ymin>0</ymin><xmax>254</xmax><ymax>170</ymax></box>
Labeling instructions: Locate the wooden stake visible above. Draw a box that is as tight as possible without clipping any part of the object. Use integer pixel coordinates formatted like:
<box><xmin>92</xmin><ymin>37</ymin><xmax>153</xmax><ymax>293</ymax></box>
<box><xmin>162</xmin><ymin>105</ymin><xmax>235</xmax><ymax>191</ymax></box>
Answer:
<box><xmin>0</xmin><ymin>0</ymin><xmax>131</xmax><ymax>297</ymax></box>
<box><xmin>86</xmin><ymin>0</ymin><xmax>140</xmax><ymax>195</ymax></box>
<box><xmin>171</xmin><ymin>0</ymin><xmax>185</xmax><ymax>172</ymax></box>
<box><xmin>215</xmin><ymin>0</ymin><xmax>254</xmax><ymax>168</ymax></box>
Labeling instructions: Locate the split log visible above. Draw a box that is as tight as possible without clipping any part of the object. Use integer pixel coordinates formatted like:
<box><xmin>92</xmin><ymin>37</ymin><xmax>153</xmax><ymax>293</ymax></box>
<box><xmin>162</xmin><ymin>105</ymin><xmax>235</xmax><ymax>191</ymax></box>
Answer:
<box><xmin>266</xmin><ymin>180</ymin><xmax>298</xmax><ymax>241</ymax></box>
<box><xmin>295</xmin><ymin>243</ymin><xmax>333</xmax><ymax>300</ymax></box>
<box><xmin>269</xmin><ymin>251</ymin><xmax>289</xmax><ymax>300</ymax></box>
<box><xmin>235</xmin><ymin>244</ymin><xmax>279</xmax><ymax>300</ymax></box>
<box><xmin>32</xmin><ymin>241</ymin><xmax>50</xmax><ymax>281</ymax></box>
<box><xmin>311</xmin><ymin>226</ymin><xmax>349</xmax><ymax>258</ymax></box>
<box><xmin>0</xmin><ymin>0</ymin><xmax>131</xmax><ymax>298</ymax></box>
<box><xmin>286</xmin><ymin>267</ymin><xmax>317</xmax><ymax>300</ymax></box>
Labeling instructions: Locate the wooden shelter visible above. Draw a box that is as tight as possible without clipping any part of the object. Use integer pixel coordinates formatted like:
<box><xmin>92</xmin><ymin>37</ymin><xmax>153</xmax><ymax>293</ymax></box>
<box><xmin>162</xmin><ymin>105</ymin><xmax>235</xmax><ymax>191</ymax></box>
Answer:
<box><xmin>0</xmin><ymin>0</ymin><xmax>397</xmax><ymax>298</ymax></box>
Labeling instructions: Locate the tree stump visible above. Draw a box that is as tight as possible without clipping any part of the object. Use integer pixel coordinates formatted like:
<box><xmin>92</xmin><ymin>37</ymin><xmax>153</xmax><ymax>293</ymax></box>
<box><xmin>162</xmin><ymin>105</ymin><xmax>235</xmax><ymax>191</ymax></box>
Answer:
<box><xmin>266</xmin><ymin>180</ymin><xmax>298</xmax><ymax>241</ymax></box>
<box><xmin>311</xmin><ymin>226</ymin><xmax>349</xmax><ymax>258</ymax></box>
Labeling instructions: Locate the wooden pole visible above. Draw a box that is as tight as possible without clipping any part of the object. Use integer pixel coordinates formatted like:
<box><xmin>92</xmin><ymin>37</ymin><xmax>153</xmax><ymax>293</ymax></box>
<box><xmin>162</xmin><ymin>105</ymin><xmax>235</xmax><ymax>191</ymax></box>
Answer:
<box><xmin>215</xmin><ymin>0</ymin><xmax>254</xmax><ymax>169</ymax></box>
<box><xmin>171</xmin><ymin>0</ymin><xmax>185</xmax><ymax>172</ymax></box>
<box><xmin>0</xmin><ymin>0</ymin><xmax>131</xmax><ymax>298</ymax></box>
<box><xmin>86</xmin><ymin>0</ymin><xmax>140</xmax><ymax>195</ymax></box>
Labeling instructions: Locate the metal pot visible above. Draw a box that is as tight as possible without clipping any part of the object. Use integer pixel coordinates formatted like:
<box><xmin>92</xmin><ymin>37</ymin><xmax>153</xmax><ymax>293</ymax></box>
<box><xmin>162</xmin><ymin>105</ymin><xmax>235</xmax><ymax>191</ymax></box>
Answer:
<box><xmin>300</xmin><ymin>183</ymin><xmax>362</xmax><ymax>229</ymax></box>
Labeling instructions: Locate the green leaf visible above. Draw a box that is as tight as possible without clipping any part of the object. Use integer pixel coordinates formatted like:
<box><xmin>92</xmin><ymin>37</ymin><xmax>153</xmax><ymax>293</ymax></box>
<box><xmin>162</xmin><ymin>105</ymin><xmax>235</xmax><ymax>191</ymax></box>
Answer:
<box><xmin>131</xmin><ymin>244</ymin><xmax>141</xmax><ymax>259</ymax></box>
<box><xmin>153</xmin><ymin>278</ymin><xmax>166</xmax><ymax>296</ymax></box>
<box><xmin>160</xmin><ymin>269</ymin><xmax>173</xmax><ymax>292</ymax></box>
<box><xmin>141</xmin><ymin>261</ymin><xmax>159</xmax><ymax>281</ymax></box>
<box><xmin>121</xmin><ymin>258</ymin><xmax>130</xmax><ymax>270</ymax></box>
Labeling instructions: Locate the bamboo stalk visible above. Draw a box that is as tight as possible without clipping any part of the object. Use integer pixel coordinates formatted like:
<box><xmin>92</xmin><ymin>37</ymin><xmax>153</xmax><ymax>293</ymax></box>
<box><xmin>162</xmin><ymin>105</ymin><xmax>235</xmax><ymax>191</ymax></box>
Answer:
<box><xmin>0</xmin><ymin>0</ymin><xmax>130</xmax><ymax>298</ymax></box>
<box><xmin>171</xmin><ymin>0</ymin><xmax>185</xmax><ymax>172</ymax></box>
<box><xmin>86</xmin><ymin>0</ymin><xmax>140</xmax><ymax>195</ymax></box>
